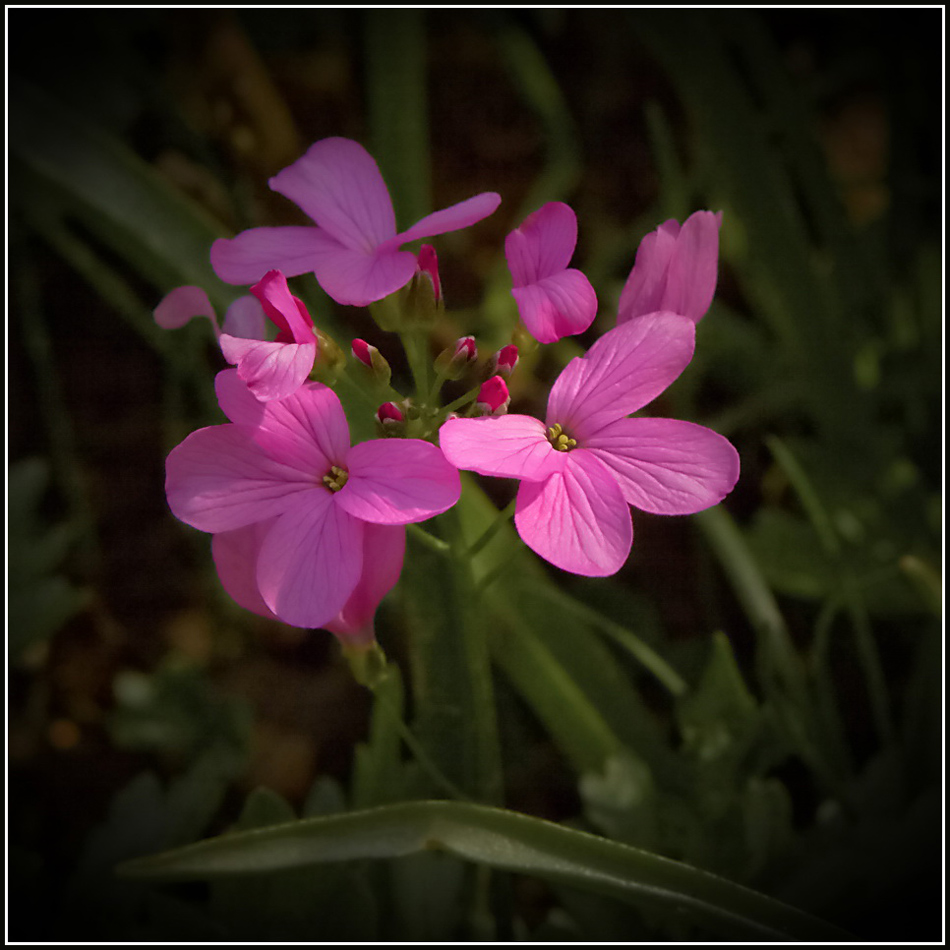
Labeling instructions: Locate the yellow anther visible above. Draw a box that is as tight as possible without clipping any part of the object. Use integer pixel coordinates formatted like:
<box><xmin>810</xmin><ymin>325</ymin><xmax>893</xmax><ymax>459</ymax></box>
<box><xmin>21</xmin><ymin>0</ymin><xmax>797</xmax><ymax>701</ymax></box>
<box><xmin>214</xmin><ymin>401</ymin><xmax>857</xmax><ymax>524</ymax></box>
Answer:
<box><xmin>322</xmin><ymin>465</ymin><xmax>349</xmax><ymax>492</ymax></box>
<box><xmin>546</xmin><ymin>423</ymin><xmax>577</xmax><ymax>452</ymax></box>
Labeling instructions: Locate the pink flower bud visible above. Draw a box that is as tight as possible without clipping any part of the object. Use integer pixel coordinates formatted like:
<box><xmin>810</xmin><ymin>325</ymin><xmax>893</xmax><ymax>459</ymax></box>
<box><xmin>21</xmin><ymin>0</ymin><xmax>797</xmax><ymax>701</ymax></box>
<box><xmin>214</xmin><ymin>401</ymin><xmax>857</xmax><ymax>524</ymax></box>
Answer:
<box><xmin>455</xmin><ymin>336</ymin><xmax>477</xmax><ymax>362</ymax></box>
<box><xmin>476</xmin><ymin>376</ymin><xmax>510</xmax><ymax>416</ymax></box>
<box><xmin>352</xmin><ymin>338</ymin><xmax>375</xmax><ymax>367</ymax></box>
<box><xmin>491</xmin><ymin>344</ymin><xmax>519</xmax><ymax>378</ymax></box>
<box><xmin>417</xmin><ymin>244</ymin><xmax>442</xmax><ymax>304</ymax></box>
<box><xmin>435</xmin><ymin>335</ymin><xmax>478</xmax><ymax>380</ymax></box>
<box><xmin>376</xmin><ymin>402</ymin><xmax>404</xmax><ymax>425</ymax></box>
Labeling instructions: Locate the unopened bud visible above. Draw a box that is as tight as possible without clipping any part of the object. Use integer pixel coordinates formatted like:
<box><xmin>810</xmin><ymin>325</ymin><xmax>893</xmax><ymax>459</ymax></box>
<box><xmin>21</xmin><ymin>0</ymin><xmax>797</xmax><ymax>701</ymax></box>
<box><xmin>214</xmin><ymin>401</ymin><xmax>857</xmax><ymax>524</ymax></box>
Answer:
<box><xmin>351</xmin><ymin>338</ymin><xmax>392</xmax><ymax>386</ymax></box>
<box><xmin>489</xmin><ymin>344</ymin><xmax>519</xmax><ymax>379</ymax></box>
<box><xmin>310</xmin><ymin>328</ymin><xmax>346</xmax><ymax>385</ymax></box>
<box><xmin>375</xmin><ymin>401</ymin><xmax>406</xmax><ymax>437</ymax></box>
<box><xmin>400</xmin><ymin>245</ymin><xmax>444</xmax><ymax>326</ymax></box>
<box><xmin>475</xmin><ymin>375</ymin><xmax>510</xmax><ymax>416</ymax></box>
<box><xmin>435</xmin><ymin>335</ymin><xmax>478</xmax><ymax>380</ymax></box>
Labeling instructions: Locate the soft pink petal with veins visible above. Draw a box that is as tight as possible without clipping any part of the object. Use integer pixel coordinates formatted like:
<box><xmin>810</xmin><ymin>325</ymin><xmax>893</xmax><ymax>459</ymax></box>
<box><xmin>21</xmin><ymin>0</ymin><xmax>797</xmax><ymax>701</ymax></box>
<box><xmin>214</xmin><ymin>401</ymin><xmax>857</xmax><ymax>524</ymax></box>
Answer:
<box><xmin>269</xmin><ymin>137</ymin><xmax>397</xmax><ymax>251</ymax></box>
<box><xmin>154</xmin><ymin>285</ymin><xmax>217</xmax><ymax>331</ymax></box>
<box><xmin>617</xmin><ymin>221</ymin><xmax>679</xmax><ymax>324</ymax></box>
<box><xmin>218</xmin><ymin>336</ymin><xmax>317</xmax><ymax>402</ymax></box>
<box><xmin>663</xmin><ymin>211</ymin><xmax>722</xmax><ymax>323</ymax></box>
<box><xmin>511</xmin><ymin>268</ymin><xmax>597</xmax><ymax>343</ymax></box>
<box><xmin>222</xmin><ymin>296</ymin><xmax>267</xmax><ymax>340</ymax></box>
<box><xmin>394</xmin><ymin>192</ymin><xmax>502</xmax><ymax>246</ymax></box>
<box><xmin>256</xmin><ymin>494</ymin><xmax>363</xmax><ymax>628</ymax></box>
<box><xmin>336</xmin><ymin>439</ymin><xmax>461</xmax><ymax>525</ymax></box>
<box><xmin>439</xmin><ymin>415</ymin><xmax>565</xmax><ymax>481</ymax></box>
<box><xmin>250</xmin><ymin>270</ymin><xmax>317</xmax><ymax>343</ymax></box>
<box><xmin>212</xmin><ymin>520</ymin><xmax>278</xmax><ymax>621</ymax></box>
<box><xmin>547</xmin><ymin>312</ymin><xmax>695</xmax><ymax>438</ymax></box>
<box><xmin>211</xmin><ymin>227</ymin><xmax>340</xmax><ymax>286</ymax></box>
<box><xmin>165</xmin><ymin>426</ymin><xmax>319</xmax><ymax>533</ymax></box>
<box><xmin>325</xmin><ymin>524</ymin><xmax>405</xmax><ymax>643</ymax></box>
<box><xmin>505</xmin><ymin>201</ymin><xmax>578</xmax><ymax>286</ymax></box>
<box><xmin>515</xmin><ymin>453</ymin><xmax>632</xmax><ymax>577</ymax></box>
<box><xmin>310</xmin><ymin>243</ymin><xmax>419</xmax><ymax>307</ymax></box>
<box><xmin>584</xmin><ymin>417</ymin><xmax>740</xmax><ymax>515</ymax></box>
<box><xmin>214</xmin><ymin>371</ymin><xmax>349</xmax><ymax>474</ymax></box>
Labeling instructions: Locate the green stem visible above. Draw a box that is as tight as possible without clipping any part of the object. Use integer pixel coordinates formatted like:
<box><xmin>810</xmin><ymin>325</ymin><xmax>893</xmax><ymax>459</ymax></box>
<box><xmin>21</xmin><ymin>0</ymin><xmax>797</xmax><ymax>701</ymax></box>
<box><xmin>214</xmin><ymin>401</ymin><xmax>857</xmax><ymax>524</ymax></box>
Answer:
<box><xmin>465</xmin><ymin>499</ymin><xmax>517</xmax><ymax>561</ymax></box>
<box><xmin>406</xmin><ymin>523</ymin><xmax>452</xmax><ymax>557</ymax></box>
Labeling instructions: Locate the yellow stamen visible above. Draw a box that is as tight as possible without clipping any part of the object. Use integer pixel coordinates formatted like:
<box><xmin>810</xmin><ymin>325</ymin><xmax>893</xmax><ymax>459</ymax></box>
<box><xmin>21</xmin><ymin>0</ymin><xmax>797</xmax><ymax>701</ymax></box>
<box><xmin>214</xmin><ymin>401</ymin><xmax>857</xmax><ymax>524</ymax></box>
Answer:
<box><xmin>546</xmin><ymin>423</ymin><xmax>577</xmax><ymax>452</ymax></box>
<box><xmin>322</xmin><ymin>465</ymin><xmax>349</xmax><ymax>492</ymax></box>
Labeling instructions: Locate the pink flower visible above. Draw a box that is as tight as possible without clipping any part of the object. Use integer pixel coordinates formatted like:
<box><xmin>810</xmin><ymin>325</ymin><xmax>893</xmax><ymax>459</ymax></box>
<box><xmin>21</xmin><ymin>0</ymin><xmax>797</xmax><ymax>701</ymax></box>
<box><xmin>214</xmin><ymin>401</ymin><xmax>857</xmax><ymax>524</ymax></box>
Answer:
<box><xmin>154</xmin><ymin>285</ymin><xmax>266</xmax><ymax>340</ymax></box>
<box><xmin>505</xmin><ymin>202</ymin><xmax>597</xmax><ymax>344</ymax></box>
<box><xmin>166</xmin><ymin>369</ymin><xmax>461</xmax><ymax>628</ymax></box>
<box><xmin>215</xmin><ymin>270</ymin><xmax>319</xmax><ymax>402</ymax></box>
<box><xmin>618</xmin><ymin>211</ymin><xmax>722</xmax><ymax>325</ymax></box>
<box><xmin>439</xmin><ymin>313</ymin><xmax>740</xmax><ymax>576</ymax></box>
<box><xmin>211</xmin><ymin>137</ymin><xmax>501</xmax><ymax>307</ymax></box>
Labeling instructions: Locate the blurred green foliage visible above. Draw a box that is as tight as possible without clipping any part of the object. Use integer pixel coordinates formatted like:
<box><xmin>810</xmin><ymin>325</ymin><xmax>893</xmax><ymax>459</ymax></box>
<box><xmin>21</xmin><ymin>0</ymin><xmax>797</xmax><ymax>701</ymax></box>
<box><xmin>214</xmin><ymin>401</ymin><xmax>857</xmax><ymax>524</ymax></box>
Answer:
<box><xmin>8</xmin><ymin>8</ymin><xmax>942</xmax><ymax>942</ymax></box>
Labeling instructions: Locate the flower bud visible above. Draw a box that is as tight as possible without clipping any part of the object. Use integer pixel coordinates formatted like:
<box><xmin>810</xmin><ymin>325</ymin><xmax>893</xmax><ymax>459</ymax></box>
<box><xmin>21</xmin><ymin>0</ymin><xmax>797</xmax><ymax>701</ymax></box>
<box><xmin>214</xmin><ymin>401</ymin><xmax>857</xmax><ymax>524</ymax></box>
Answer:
<box><xmin>399</xmin><ymin>245</ymin><xmax>444</xmax><ymax>327</ymax></box>
<box><xmin>435</xmin><ymin>335</ymin><xmax>478</xmax><ymax>381</ymax></box>
<box><xmin>310</xmin><ymin>328</ymin><xmax>346</xmax><ymax>386</ymax></box>
<box><xmin>351</xmin><ymin>338</ymin><xmax>392</xmax><ymax>387</ymax></box>
<box><xmin>488</xmin><ymin>344</ymin><xmax>519</xmax><ymax>379</ymax></box>
<box><xmin>475</xmin><ymin>375</ymin><xmax>510</xmax><ymax>416</ymax></box>
<box><xmin>375</xmin><ymin>401</ymin><xmax>406</xmax><ymax>437</ymax></box>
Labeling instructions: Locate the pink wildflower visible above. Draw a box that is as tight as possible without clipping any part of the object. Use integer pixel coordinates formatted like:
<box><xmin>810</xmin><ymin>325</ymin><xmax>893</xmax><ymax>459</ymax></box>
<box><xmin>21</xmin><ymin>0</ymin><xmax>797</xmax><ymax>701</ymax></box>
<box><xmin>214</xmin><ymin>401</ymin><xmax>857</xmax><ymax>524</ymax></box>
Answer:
<box><xmin>154</xmin><ymin>285</ymin><xmax>266</xmax><ymax>340</ymax></box>
<box><xmin>166</xmin><ymin>369</ymin><xmax>461</xmax><ymax>628</ymax></box>
<box><xmin>505</xmin><ymin>202</ymin><xmax>597</xmax><ymax>344</ymax></box>
<box><xmin>476</xmin><ymin>376</ymin><xmax>510</xmax><ymax>416</ymax></box>
<box><xmin>440</xmin><ymin>313</ymin><xmax>740</xmax><ymax>576</ymax></box>
<box><xmin>618</xmin><ymin>211</ymin><xmax>722</xmax><ymax>325</ymax></box>
<box><xmin>211</xmin><ymin>137</ymin><xmax>501</xmax><ymax>307</ymax></box>
<box><xmin>214</xmin><ymin>270</ymin><xmax>319</xmax><ymax>402</ymax></box>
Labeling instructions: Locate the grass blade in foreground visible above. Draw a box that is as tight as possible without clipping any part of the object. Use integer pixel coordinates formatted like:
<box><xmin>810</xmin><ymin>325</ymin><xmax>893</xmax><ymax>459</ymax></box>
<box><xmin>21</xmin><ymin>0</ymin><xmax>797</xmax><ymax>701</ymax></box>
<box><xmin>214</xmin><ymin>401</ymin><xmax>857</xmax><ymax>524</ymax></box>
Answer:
<box><xmin>119</xmin><ymin>800</ymin><xmax>850</xmax><ymax>941</ymax></box>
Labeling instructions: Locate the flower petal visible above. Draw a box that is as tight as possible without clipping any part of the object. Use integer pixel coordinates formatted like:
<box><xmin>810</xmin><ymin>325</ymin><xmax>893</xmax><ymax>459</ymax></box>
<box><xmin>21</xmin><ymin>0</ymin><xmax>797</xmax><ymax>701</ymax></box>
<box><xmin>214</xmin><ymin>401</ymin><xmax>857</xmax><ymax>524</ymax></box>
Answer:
<box><xmin>394</xmin><ymin>192</ymin><xmax>502</xmax><ymax>246</ymax></box>
<box><xmin>584</xmin><ymin>417</ymin><xmax>740</xmax><ymax>515</ymax></box>
<box><xmin>511</xmin><ymin>268</ymin><xmax>597</xmax><ymax>343</ymax></box>
<box><xmin>325</xmin><ymin>524</ymin><xmax>406</xmax><ymax>643</ymax></box>
<box><xmin>515</xmin><ymin>453</ymin><xmax>632</xmax><ymax>577</ymax></box>
<box><xmin>336</xmin><ymin>439</ymin><xmax>461</xmax><ymax>525</ymax></box>
<box><xmin>211</xmin><ymin>520</ymin><xmax>278</xmax><ymax>621</ymax></box>
<box><xmin>222</xmin><ymin>295</ymin><xmax>267</xmax><ymax>340</ymax></box>
<box><xmin>218</xmin><ymin>336</ymin><xmax>317</xmax><ymax>402</ymax></box>
<box><xmin>257</xmin><ymin>495</ymin><xmax>364</xmax><ymax>628</ymax></box>
<box><xmin>505</xmin><ymin>201</ymin><xmax>578</xmax><ymax>286</ymax></box>
<box><xmin>546</xmin><ymin>312</ymin><xmax>696</xmax><ymax>438</ymax></box>
<box><xmin>165</xmin><ymin>425</ymin><xmax>318</xmax><ymax>533</ymax></box>
<box><xmin>211</xmin><ymin>226</ymin><xmax>340</xmax><ymax>286</ymax></box>
<box><xmin>663</xmin><ymin>210</ymin><xmax>722</xmax><ymax>323</ymax></box>
<box><xmin>439</xmin><ymin>415</ymin><xmax>564</xmax><ymax>481</ymax></box>
<box><xmin>310</xmin><ymin>243</ymin><xmax>419</xmax><ymax>307</ymax></box>
<box><xmin>269</xmin><ymin>137</ymin><xmax>397</xmax><ymax>251</ymax></box>
<box><xmin>214</xmin><ymin>370</ymin><xmax>349</xmax><ymax>474</ymax></box>
<box><xmin>250</xmin><ymin>270</ymin><xmax>318</xmax><ymax>344</ymax></box>
<box><xmin>154</xmin><ymin>285</ymin><xmax>218</xmax><ymax>331</ymax></box>
<box><xmin>617</xmin><ymin>220</ymin><xmax>679</xmax><ymax>325</ymax></box>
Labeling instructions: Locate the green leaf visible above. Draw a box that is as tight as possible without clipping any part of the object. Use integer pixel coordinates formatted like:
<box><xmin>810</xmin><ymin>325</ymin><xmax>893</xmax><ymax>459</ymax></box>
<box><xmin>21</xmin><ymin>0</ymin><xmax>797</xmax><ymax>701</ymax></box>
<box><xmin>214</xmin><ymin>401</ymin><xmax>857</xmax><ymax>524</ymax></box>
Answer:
<box><xmin>119</xmin><ymin>799</ymin><xmax>850</xmax><ymax>940</ymax></box>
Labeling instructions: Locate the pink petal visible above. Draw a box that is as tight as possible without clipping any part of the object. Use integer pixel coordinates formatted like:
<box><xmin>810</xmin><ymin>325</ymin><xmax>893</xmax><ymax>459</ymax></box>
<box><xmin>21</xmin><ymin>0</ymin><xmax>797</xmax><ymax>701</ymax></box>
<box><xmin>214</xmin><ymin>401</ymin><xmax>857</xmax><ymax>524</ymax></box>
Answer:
<box><xmin>222</xmin><ymin>296</ymin><xmax>267</xmax><ymax>340</ymax></box>
<box><xmin>325</xmin><ymin>523</ymin><xmax>406</xmax><ymax>643</ymax></box>
<box><xmin>617</xmin><ymin>221</ymin><xmax>679</xmax><ymax>324</ymax></box>
<box><xmin>214</xmin><ymin>370</ymin><xmax>349</xmax><ymax>475</ymax></box>
<box><xmin>257</xmin><ymin>495</ymin><xmax>364</xmax><ymax>628</ymax></box>
<box><xmin>310</xmin><ymin>243</ymin><xmax>419</xmax><ymax>307</ymax></box>
<box><xmin>583</xmin><ymin>417</ymin><xmax>740</xmax><ymax>515</ymax></box>
<box><xmin>546</xmin><ymin>312</ymin><xmax>696</xmax><ymax>439</ymax></box>
<box><xmin>165</xmin><ymin>425</ymin><xmax>320</xmax><ymax>533</ymax></box>
<box><xmin>394</xmin><ymin>192</ymin><xmax>502</xmax><ymax>246</ymax></box>
<box><xmin>336</xmin><ymin>439</ymin><xmax>461</xmax><ymax>525</ymax></box>
<box><xmin>515</xmin><ymin>453</ymin><xmax>632</xmax><ymax>577</ymax></box>
<box><xmin>505</xmin><ymin>201</ymin><xmax>578</xmax><ymax>286</ymax></box>
<box><xmin>439</xmin><ymin>415</ymin><xmax>565</xmax><ymax>482</ymax></box>
<box><xmin>211</xmin><ymin>226</ymin><xmax>340</xmax><ymax>286</ymax></box>
<box><xmin>250</xmin><ymin>270</ymin><xmax>317</xmax><ymax>344</ymax></box>
<box><xmin>211</xmin><ymin>520</ymin><xmax>279</xmax><ymax>621</ymax></box>
<box><xmin>269</xmin><ymin>137</ymin><xmax>397</xmax><ymax>251</ymax></box>
<box><xmin>511</xmin><ymin>268</ymin><xmax>597</xmax><ymax>343</ymax></box>
<box><xmin>154</xmin><ymin>285</ymin><xmax>217</xmax><ymax>331</ymax></box>
<box><xmin>663</xmin><ymin>210</ymin><xmax>722</xmax><ymax>323</ymax></box>
<box><xmin>218</xmin><ymin>336</ymin><xmax>317</xmax><ymax>402</ymax></box>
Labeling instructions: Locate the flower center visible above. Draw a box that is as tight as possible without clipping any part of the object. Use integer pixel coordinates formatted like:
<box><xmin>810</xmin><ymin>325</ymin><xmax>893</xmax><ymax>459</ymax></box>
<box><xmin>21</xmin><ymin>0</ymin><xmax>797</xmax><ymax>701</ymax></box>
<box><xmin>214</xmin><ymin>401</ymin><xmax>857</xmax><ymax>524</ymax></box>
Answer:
<box><xmin>546</xmin><ymin>423</ymin><xmax>577</xmax><ymax>452</ymax></box>
<box><xmin>322</xmin><ymin>465</ymin><xmax>349</xmax><ymax>492</ymax></box>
